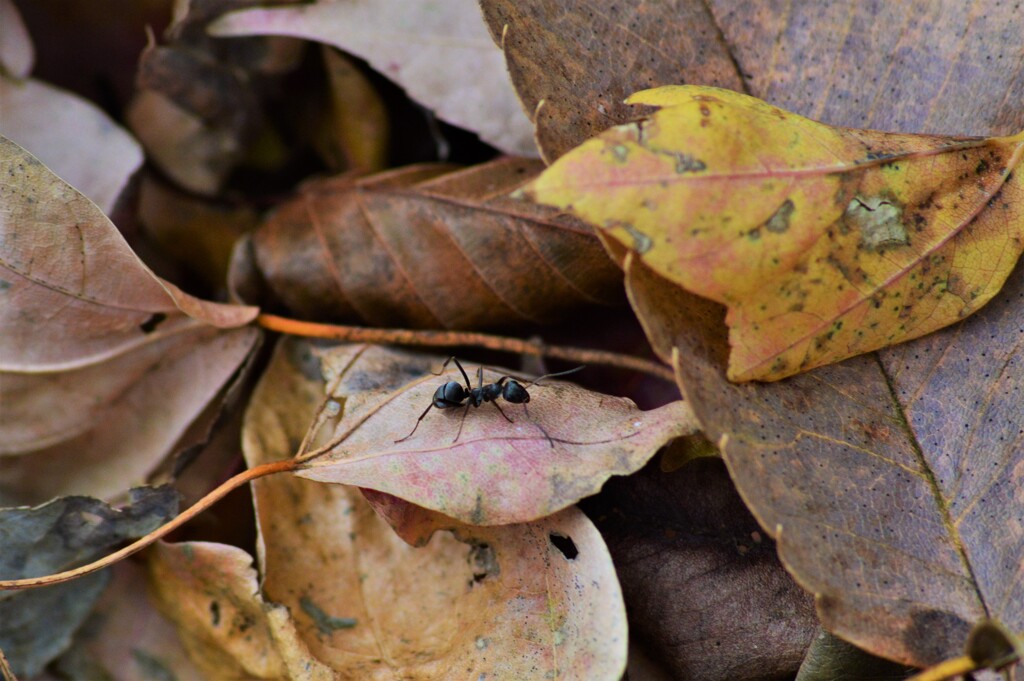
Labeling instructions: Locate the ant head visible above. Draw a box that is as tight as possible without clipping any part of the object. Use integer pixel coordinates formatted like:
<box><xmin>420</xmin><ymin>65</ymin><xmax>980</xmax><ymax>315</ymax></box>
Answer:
<box><xmin>433</xmin><ymin>381</ymin><xmax>467</xmax><ymax>408</ymax></box>
<box><xmin>501</xmin><ymin>379</ymin><xmax>530</xmax><ymax>404</ymax></box>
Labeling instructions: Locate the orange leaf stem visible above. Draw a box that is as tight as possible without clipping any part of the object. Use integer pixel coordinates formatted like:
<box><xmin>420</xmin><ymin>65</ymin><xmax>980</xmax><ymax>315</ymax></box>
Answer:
<box><xmin>256</xmin><ymin>313</ymin><xmax>676</xmax><ymax>383</ymax></box>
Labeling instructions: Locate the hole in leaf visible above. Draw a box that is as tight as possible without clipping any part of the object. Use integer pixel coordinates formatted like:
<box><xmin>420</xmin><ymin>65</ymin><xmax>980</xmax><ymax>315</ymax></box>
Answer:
<box><xmin>549</xmin><ymin>533</ymin><xmax>579</xmax><ymax>560</ymax></box>
<box><xmin>139</xmin><ymin>313</ymin><xmax>167</xmax><ymax>334</ymax></box>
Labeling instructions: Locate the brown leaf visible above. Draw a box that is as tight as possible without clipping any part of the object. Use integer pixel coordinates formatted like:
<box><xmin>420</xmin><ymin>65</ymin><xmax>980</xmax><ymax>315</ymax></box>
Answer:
<box><xmin>235</xmin><ymin>342</ymin><xmax>630</xmax><ymax>678</ymax></box>
<box><xmin>623</xmin><ymin>249</ymin><xmax>1024</xmax><ymax>670</ymax></box>
<box><xmin>478</xmin><ymin>0</ymin><xmax>743</xmax><ymax>162</ymax></box>
<box><xmin>316</xmin><ymin>47</ymin><xmax>389</xmax><ymax>173</ymax></box>
<box><xmin>0</xmin><ymin>136</ymin><xmax>258</xmax><ymax>503</ymax></box>
<box><xmin>250</xmin><ymin>157</ymin><xmax>624</xmax><ymax>329</ymax></box>
<box><xmin>282</xmin><ymin>341</ymin><xmax>695</xmax><ymax>525</ymax></box>
<box><xmin>209</xmin><ymin>0</ymin><xmax>538</xmax><ymax>157</ymax></box>
<box><xmin>714</xmin><ymin>3</ymin><xmax>1024</xmax><ymax>137</ymax></box>
<box><xmin>590</xmin><ymin>458</ymin><xmax>818</xmax><ymax>681</ymax></box>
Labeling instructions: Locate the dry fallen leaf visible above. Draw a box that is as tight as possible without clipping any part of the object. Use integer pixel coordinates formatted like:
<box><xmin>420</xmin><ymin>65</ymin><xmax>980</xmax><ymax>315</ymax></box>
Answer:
<box><xmin>623</xmin><ymin>248</ymin><xmax>1024</xmax><ymax>671</ymax></box>
<box><xmin>209</xmin><ymin>0</ymin><xmax>538</xmax><ymax>157</ymax></box>
<box><xmin>526</xmin><ymin>85</ymin><xmax>1024</xmax><ymax>381</ymax></box>
<box><xmin>284</xmin><ymin>341</ymin><xmax>696</xmax><ymax>524</ymax></box>
<box><xmin>0</xmin><ymin>0</ymin><xmax>33</xmax><ymax>79</ymax></box>
<box><xmin>148</xmin><ymin>541</ymin><xmax>332</xmax><ymax>680</ymax></box>
<box><xmin>249</xmin><ymin>157</ymin><xmax>624</xmax><ymax>329</ymax></box>
<box><xmin>224</xmin><ymin>338</ymin><xmax>630</xmax><ymax>678</ymax></box>
<box><xmin>478</xmin><ymin>0</ymin><xmax>743</xmax><ymax>162</ymax></box>
<box><xmin>0</xmin><ymin>136</ymin><xmax>258</xmax><ymax>503</ymax></box>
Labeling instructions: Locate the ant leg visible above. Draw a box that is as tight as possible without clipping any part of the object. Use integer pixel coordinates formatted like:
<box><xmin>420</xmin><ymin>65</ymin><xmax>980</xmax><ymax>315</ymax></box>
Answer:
<box><xmin>523</xmin><ymin>403</ymin><xmax>555</xmax><ymax>448</ymax></box>
<box><xmin>395</xmin><ymin>403</ymin><xmax>435</xmax><ymax>443</ymax></box>
<box><xmin>491</xmin><ymin>400</ymin><xmax>515</xmax><ymax>424</ymax></box>
<box><xmin>453</xmin><ymin>358</ymin><xmax>473</xmax><ymax>391</ymax></box>
<box><xmin>453</xmin><ymin>403</ymin><xmax>472</xmax><ymax>444</ymax></box>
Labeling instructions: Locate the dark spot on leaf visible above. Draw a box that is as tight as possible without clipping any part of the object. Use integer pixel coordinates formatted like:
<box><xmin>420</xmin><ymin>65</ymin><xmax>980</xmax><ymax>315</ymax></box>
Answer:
<box><xmin>765</xmin><ymin>199</ymin><xmax>795</xmax><ymax>234</ymax></box>
<box><xmin>139</xmin><ymin>313</ymin><xmax>166</xmax><ymax>334</ymax></box>
<box><xmin>299</xmin><ymin>595</ymin><xmax>357</xmax><ymax>635</ymax></box>
<box><xmin>0</xmin><ymin>279</ymin><xmax>10</xmax><ymax>291</ymax></box>
<box><xmin>903</xmin><ymin>609</ymin><xmax>971</xmax><ymax>665</ymax></box>
<box><xmin>549</xmin><ymin>533</ymin><xmax>579</xmax><ymax>560</ymax></box>
<box><xmin>468</xmin><ymin>540</ymin><xmax>499</xmax><ymax>582</ymax></box>
<box><xmin>210</xmin><ymin>600</ymin><xmax>220</xmax><ymax>627</ymax></box>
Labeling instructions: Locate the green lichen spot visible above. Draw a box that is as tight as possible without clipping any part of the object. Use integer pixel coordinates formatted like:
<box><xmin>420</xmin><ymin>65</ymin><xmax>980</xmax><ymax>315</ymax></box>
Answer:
<box><xmin>300</xmin><ymin>596</ymin><xmax>357</xmax><ymax>635</ymax></box>
<box><xmin>611</xmin><ymin>144</ymin><xmax>629</xmax><ymax>162</ymax></box>
<box><xmin>844</xmin><ymin>195</ymin><xmax>909</xmax><ymax>251</ymax></box>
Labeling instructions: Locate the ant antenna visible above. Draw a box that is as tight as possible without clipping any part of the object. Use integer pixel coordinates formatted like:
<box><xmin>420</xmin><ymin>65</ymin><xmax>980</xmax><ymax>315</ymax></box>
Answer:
<box><xmin>524</xmin><ymin>365</ymin><xmax>585</xmax><ymax>387</ymax></box>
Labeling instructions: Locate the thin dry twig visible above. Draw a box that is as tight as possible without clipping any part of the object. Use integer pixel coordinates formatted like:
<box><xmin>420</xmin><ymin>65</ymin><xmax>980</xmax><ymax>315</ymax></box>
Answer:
<box><xmin>257</xmin><ymin>313</ymin><xmax>677</xmax><ymax>383</ymax></box>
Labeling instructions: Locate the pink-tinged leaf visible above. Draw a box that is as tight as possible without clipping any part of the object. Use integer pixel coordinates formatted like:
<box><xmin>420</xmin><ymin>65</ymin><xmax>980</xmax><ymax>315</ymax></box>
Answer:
<box><xmin>272</xmin><ymin>341</ymin><xmax>697</xmax><ymax>524</ymax></box>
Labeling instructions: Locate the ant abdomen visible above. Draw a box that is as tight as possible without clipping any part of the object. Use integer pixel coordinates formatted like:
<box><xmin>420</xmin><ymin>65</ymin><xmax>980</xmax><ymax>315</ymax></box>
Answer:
<box><xmin>433</xmin><ymin>381</ymin><xmax>467</xmax><ymax>408</ymax></box>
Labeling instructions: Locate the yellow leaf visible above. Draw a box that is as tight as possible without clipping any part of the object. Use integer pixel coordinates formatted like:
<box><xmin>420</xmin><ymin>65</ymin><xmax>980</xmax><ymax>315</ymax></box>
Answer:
<box><xmin>524</xmin><ymin>85</ymin><xmax>1024</xmax><ymax>381</ymax></box>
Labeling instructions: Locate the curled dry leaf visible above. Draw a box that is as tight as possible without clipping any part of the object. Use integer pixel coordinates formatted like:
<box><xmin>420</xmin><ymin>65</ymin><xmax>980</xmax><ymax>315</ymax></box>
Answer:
<box><xmin>209</xmin><ymin>0</ymin><xmax>537</xmax><ymax>157</ymax></box>
<box><xmin>0</xmin><ymin>486</ymin><xmax>179</xmax><ymax>678</ymax></box>
<box><xmin>0</xmin><ymin>3</ymin><xmax>142</xmax><ymax>214</ymax></box>
<box><xmin>0</xmin><ymin>136</ymin><xmax>258</xmax><ymax>503</ymax></box>
<box><xmin>249</xmin><ymin>157</ymin><xmax>624</xmax><ymax>329</ymax></box>
<box><xmin>228</xmin><ymin>339</ymin><xmax>629</xmax><ymax>678</ymax></box>
<box><xmin>478</xmin><ymin>0</ymin><xmax>743</xmax><ymax>162</ymax></box>
<box><xmin>526</xmin><ymin>85</ymin><xmax>1024</xmax><ymax>381</ymax></box>
<box><xmin>624</xmin><ymin>249</ymin><xmax>1024</xmax><ymax>670</ymax></box>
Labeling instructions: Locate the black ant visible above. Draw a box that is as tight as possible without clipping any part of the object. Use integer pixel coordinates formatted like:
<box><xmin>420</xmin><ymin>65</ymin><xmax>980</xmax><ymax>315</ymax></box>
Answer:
<box><xmin>395</xmin><ymin>357</ymin><xmax>583</xmax><ymax>446</ymax></box>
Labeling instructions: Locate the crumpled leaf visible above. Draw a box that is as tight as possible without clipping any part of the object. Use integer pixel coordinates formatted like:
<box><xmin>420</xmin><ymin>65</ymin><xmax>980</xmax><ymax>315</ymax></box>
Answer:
<box><xmin>226</xmin><ymin>339</ymin><xmax>629</xmax><ymax>678</ymax></box>
<box><xmin>587</xmin><ymin>457</ymin><xmax>818</xmax><ymax>681</ymax></box>
<box><xmin>622</xmin><ymin>247</ymin><xmax>1024</xmax><ymax>670</ymax></box>
<box><xmin>0</xmin><ymin>1</ymin><xmax>142</xmax><ymax>214</ymax></box>
<box><xmin>126</xmin><ymin>0</ymin><xmax>304</xmax><ymax>195</ymax></box>
<box><xmin>478</xmin><ymin>0</ymin><xmax>743</xmax><ymax>162</ymax></box>
<box><xmin>50</xmin><ymin>561</ymin><xmax>205</xmax><ymax>681</ymax></box>
<box><xmin>249</xmin><ymin>157</ymin><xmax>624</xmax><ymax>329</ymax></box>
<box><xmin>209</xmin><ymin>0</ymin><xmax>538</xmax><ymax>157</ymax></box>
<box><xmin>526</xmin><ymin>85</ymin><xmax>1024</xmax><ymax>381</ymax></box>
<box><xmin>278</xmin><ymin>340</ymin><xmax>696</xmax><ymax>524</ymax></box>
<box><xmin>0</xmin><ymin>486</ymin><xmax>179</xmax><ymax>678</ymax></box>
<box><xmin>0</xmin><ymin>136</ymin><xmax>258</xmax><ymax>503</ymax></box>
